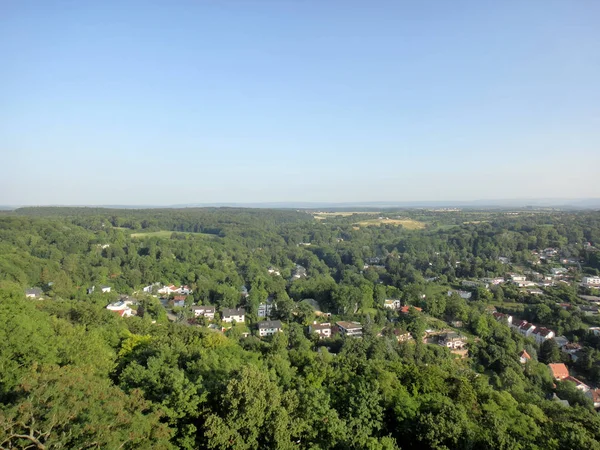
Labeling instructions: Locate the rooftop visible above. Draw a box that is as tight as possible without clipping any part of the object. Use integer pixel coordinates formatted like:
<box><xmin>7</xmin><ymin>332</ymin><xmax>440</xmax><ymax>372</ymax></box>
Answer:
<box><xmin>258</xmin><ymin>320</ymin><xmax>283</xmax><ymax>329</ymax></box>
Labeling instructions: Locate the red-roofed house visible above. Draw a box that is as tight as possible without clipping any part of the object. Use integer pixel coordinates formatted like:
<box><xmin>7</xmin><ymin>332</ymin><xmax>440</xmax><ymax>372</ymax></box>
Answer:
<box><xmin>518</xmin><ymin>322</ymin><xmax>537</xmax><ymax>337</ymax></box>
<box><xmin>549</xmin><ymin>363</ymin><xmax>569</xmax><ymax>380</ymax></box>
<box><xmin>586</xmin><ymin>389</ymin><xmax>600</xmax><ymax>408</ymax></box>
<box><xmin>519</xmin><ymin>350</ymin><xmax>531</xmax><ymax>364</ymax></box>
<box><xmin>493</xmin><ymin>312</ymin><xmax>513</xmax><ymax>324</ymax></box>
<box><xmin>399</xmin><ymin>305</ymin><xmax>423</xmax><ymax>314</ymax></box>
<box><xmin>564</xmin><ymin>376</ymin><xmax>590</xmax><ymax>392</ymax></box>
<box><xmin>532</xmin><ymin>327</ymin><xmax>555</xmax><ymax>344</ymax></box>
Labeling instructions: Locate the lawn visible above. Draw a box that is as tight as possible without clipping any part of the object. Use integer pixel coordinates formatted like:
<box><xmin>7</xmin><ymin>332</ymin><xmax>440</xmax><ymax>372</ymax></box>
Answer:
<box><xmin>130</xmin><ymin>230</ymin><xmax>218</xmax><ymax>239</ymax></box>
<box><xmin>354</xmin><ymin>218</ymin><xmax>426</xmax><ymax>230</ymax></box>
<box><xmin>313</xmin><ymin>211</ymin><xmax>379</xmax><ymax>220</ymax></box>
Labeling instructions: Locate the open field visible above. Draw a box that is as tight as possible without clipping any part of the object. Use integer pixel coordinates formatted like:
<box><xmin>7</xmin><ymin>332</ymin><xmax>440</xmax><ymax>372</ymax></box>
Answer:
<box><xmin>313</xmin><ymin>211</ymin><xmax>379</xmax><ymax>220</ymax></box>
<box><xmin>130</xmin><ymin>230</ymin><xmax>217</xmax><ymax>239</ymax></box>
<box><xmin>354</xmin><ymin>218</ymin><xmax>426</xmax><ymax>229</ymax></box>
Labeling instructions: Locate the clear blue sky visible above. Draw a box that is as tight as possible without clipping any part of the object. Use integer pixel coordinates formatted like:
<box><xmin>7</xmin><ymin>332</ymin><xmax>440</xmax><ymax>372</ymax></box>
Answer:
<box><xmin>1</xmin><ymin>0</ymin><xmax>599</xmax><ymax>205</ymax></box>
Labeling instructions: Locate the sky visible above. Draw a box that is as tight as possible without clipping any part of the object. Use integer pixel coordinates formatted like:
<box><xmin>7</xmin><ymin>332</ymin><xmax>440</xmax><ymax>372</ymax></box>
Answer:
<box><xmin>1</xmin><ymin>0</ymin><xmax>599</xmax><ymax>206</ymax></box>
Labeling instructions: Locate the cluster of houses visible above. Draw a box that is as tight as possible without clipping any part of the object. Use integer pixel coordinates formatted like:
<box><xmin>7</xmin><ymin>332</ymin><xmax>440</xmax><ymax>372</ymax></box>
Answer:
<box><xmin>492</xmin><ymin>312</ymin><xmax>556</xmax><ymax>344</ymax></box>
<box><xmin>549</xmin><ymin>363</ymin><xmax>600</xmax><ymax>408</ymax></box>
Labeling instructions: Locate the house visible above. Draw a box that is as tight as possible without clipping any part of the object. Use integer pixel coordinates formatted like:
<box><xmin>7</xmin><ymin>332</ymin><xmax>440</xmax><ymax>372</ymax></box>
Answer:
<box><xmin>87</xmin><ymin>286</ymin><xmax>95</xmax><ymax>294</ymax></box>
<box><xmin>554</xmin><ymin>335</ymin><xmax>570</xmax><ymax>348</ymax></box>
<box><xmin>585</xmin><ymin>389</ymin><xmax>600</xmax><ymax>408</ymax></box>
<box><xmin>551</xmin><ymin>267</ymin><xmax>567</xmax><ymax>276</ymax></box>
<box><xmin>309</xmin><ymin>322</ymin><xmax>332</xmax><ymax>339</ymax></box>
<box><xmin>395</xmin><ymin>331</ymin><xmax>413</xmax><ymax>342</ymax></box>
<box><xmin>579</xmin><ymin>295</ymin><xmax>600</xmax><ymax>303</ymax></box>
<box><xmin>510</xmin><ymin>274</ymin><xmax>527</xmax><ymax>282</ymax></box>
<box><xmin>519</xmin><ymin>322</ymin><xmax>537</xmax><ymax>337</ymax></box>
<box><xmin>240</xmin><ymin>285</ymin><xmax>249</xmax><ymax>298</ymax></box>
<box><xmin>549</xmin><ymin>363</ymin><xmax>569</xmax><ymax>380</ymax></box>
<box><xmin>582</xmin><ymin>276</ymin><xmax>600</xmax><ymax>287</ymax></box>
<box><xmin>106</xmin><ymin>300</ymin><xmax>134</xmax><ymax>318</ymax></box>
<box><xmin>510</xmin><ymin>319</ymin><xmax>527</xmax><ymax>330</ymax></box>
<box><xmin>519</xmin><ymin>350</ymin><xmax>531</xmax><ymax>364</ymax></box>
<box><xmin>267</xmin><ymin>267</ymin><xmax>281</xmax><ymax>276</ymax></box>
<box><xmin>552</xmin><ymin>393</ymin><xmax>570</xmax><ymax>407</ymax></box>
<box><xmin>383</xmin><ymin>299</ymin><xmax>401</xmax><ymax>310</ymax></box>
<box><xmin>180</xmin><ymin>285</ymin><xmax>193</xmax><ymax>295</ymax></box>
<box><xmin>142</xmin><ymin>283</ymin><xmax>160</xmax><ymax>294</ymax></box>
<box><xmin>222</xmin><ymin>308</ymin><xmax>246</xmax><ymax>323</ymax></box>
<box><xmin>532</xmin><ymin>327</ymin><xmax>555</xmax><ymax>344</ymax></box>
<box><xmin>451</xmin><ymin>320</ymin><xmax>464</xmax><ymax>328</ymax></box>
<box><xmin>498</xmin><ymin>257</ymin><xmax>510</xmax><ymax>264</ymax></box>
<box><xmin>25</xmin><ymin>288</ymin><xmax>43</xmax><ymax>299</ymax></box>
<box><xmin>527</xmin><ymin>289</ymin><xmax>544</xmax><ymax>295</ymax></box>
<box><xmin>257</xmin><ymin>320</ymin><xmax>283</xmax><ymax>337</ymax></box>
<box><xmin>512</xmin><ymin>280</ymin><xmax>536</xmax><ymax>287</ymax></box>
<box><xmin>561</xmin><ymin>342</ymin><xmax>582</xmax><ymax>356</ymax></box>
<box><xmin>580</xmin><ymin>306</ymin><xmax>600</xmax><ymax>316</ymax></box>
<box><xmin>493</xmin><ymin>312</ymin><xmax>513</xmax><ymax>325</ymax></box>
<box><xmin>158</xmin><ymin>285</ymin><xmax>179</xmax><ymax>295</ymax></box>
<box><xmin>292</xmin><ymin>264</ymin><xmax>307</xmax><ymax>279</ymax></box>
<box><xmin>462</xmin><ymin>280</ymin><xmax>488</xmax><ymax>289</ymax></box>
<box><xmin>171</xmin><ymin>295</ymin><xmax>186</xmax><ymax>308</ymax></box>
<box><xmin>564</xmin><ymin>376</ymin><xmax>590</xmax><ymax>392</ymax></box>
<box><xmin>100</xmin><ymin>286</ymin><xmax>111</xmax><ymax>293</ymax></box>
<box><xmin>258</xmin><ymin>300</ymin><xmax>274</xmax><ymax>318</ymax></box>
<box><xmin>447</xmin><ymin>290</ymin><xmax>472</xmax><ymax>300</ymax></box>
<box><xmin>399</xmin><ymin>305</ymin><xmax>423</xmax><ymax>314</ymax></box>
<box><xmin>439</xmin><ymin>332</ymin><xmax>466</xmax><ymax>350</ymax></box>
<box><xmin>336</xmin><ymin>321</ymin><xmax>363</xmax><ymax>337</ymax></box>
<box><xmin>191</xmin><ymin>305</ymin><xmax>215</xmax><ymax>319</ymax></box>
<box><xmin>481</xmin><ymin>277</ymin><xmax>505</xmax><ymax>285</ymax></box>
<box><xmin>544</xmin><ymin>248</ymin><xmax>558</xmax><ymax>257</ymax></box>
<box><xmin>588</xmin><ymin>327</ymin><xmax>600</xmax><ymax>337</ymax></box>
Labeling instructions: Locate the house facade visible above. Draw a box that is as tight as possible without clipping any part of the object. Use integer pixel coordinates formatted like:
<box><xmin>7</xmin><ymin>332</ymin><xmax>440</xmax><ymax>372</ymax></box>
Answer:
<box><xmin>439</xmin><ymin>332</ymin><xmax>466</xmax><ymax>350</ymax></box>
<box><xmin>222</xmin><ymin>308</ymin><xmax>246</xmax><ymax>323</ymax></box>
<box><xmin>258</xmin><ymin>301</ymin><xmax>274</xmax><ymax>318</ymax></box>
<box><xmin>336</xmin><ymin>321</ymin><xmax>363</xmax><ymax>337</ymax></box>
<box><xmin>258</xmin><ymin>320</ymin><xmax>283</xmax><ymax>337</ymax></box>
<box><xmin>383</xmin><ymin>299</ymin><xmax>401</xmax><ymax>310</ymax></box>
<box><xmin>191</xmin><ymin>306</ymin><xmax>215</xmax><ymax>319</ymax></box>
<box><xmin>309</xmin><ymin>323</ymin><xmax>332</xmax><ymax>339</ymax></box>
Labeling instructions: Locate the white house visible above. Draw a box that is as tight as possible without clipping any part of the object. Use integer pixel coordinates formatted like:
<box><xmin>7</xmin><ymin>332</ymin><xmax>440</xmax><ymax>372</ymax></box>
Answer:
<box><xmin>258</xmin><ymin>300</ymin><xmax>274</xmax><ymax>318</ymax></box>
<box><xmin>439</xmin><ymin>332</ymin><xmax>466</xmax><ymax>350</ymax></box>
<box><xmin>492</xmin><ymin>312</ymin><xmax>513</xmax><ymax>325</ymax></box>
<box><xmin>551</xmin><ymin>267</ymin><xmax>568</xmax><ymax>276</ymax></box>
<box><xmin>25</xmin><ymin>288</ymin><xmax>43</xmax><ymax>299</ymax></box>
<box><xmin>532</xmin><ymin>327</ymin><xmax>555</xmax><ymax>344</ymax></box>
<box><xmin>258</xmin><ymin>320</ymin><xmax>283</xmax><ymax>337</ymax></box>
<box><xmin>582</xmin><ymin>276</ymin><xmax>600</xmax><ymax>286</ymax></box>
<box><xmin>100</xmin><ymin>286</ymin><xmax>111</xmax><ymax>293</ymax></box>
<box><xmin>447</xmin><ymin>290</ymin><xmax>472</xmax><ymax>300</ymax></box>
<box><xmin>191</xmin><ymin>306</ymin><xmax>215</xmax><ymax>320</ymax></box>
<box><xmin>510</xmin><ymin>274</ymin><xmax>527</xmax><ymax>282</ymax></box>
<box><xmin>383</xmin><ymin>299</ymin><xmax>401</xmax><ymax>310</ymax></box>
<box><xmin>336</xmin><ymin>321</ymin><xmax>363</xmax><ymax>337</ymax></box>
<box><xmin>519</xmin><ymin>322</ymin><xmax>537</xmax><ymax>337</ymax></box>
<box><xmin>106</xmin><ymin>300</ymin><xmax>134</xmax><ymax>317</ymax></box>
<box><xmin>222</xmin><ymin>308</ymin><xmax>246</xmax><ymax>323</ymax></box>
<box><xmin>309</xmin><ymin>322</ymin><xmax>332</xmax><ymax>339</ymax></box>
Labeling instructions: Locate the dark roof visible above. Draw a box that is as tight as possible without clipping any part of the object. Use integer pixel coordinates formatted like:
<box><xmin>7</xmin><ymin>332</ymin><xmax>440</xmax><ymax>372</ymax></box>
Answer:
<box><xmin>258</xmin><ymin>320</ymin><xmax>283</xmax><ymax>329</ymax></box>
<box><xmin>191</xmin><ymin>305</ymin><xmax>215</xmax><ymax>311</ymax></box>
<box><xmin>26</xmin><ymin>288</ymin><xmax>42</xmax><ymax>296</ymax></box>
<box><xmin>222</xmin><ymin>307</ymin><xmax>246</xmax><ymax>317</ymax></box>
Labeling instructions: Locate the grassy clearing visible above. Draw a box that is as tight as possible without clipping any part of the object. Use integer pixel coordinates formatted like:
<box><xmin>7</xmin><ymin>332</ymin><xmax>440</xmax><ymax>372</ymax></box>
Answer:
<box><xmin>354</xmin><ymin>218</ymin><xmax>426</xmax><ymax>230</ymax></box>
<box><xmin>313</xmin><ymin>211</ymin><xmax>379</xmax><ymax>220</ymax></box>
<box><xmin>130</xmin><ymin>230</ymin><xmax>217</xmax><ymax>239</ymax></box>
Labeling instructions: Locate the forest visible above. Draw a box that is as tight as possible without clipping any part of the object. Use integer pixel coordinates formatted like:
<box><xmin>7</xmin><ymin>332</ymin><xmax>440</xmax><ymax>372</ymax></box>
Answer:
<box><xmin>2</xmin><ymin>206</ymin><xmax>600</xmax><ymax>449</ymax></box>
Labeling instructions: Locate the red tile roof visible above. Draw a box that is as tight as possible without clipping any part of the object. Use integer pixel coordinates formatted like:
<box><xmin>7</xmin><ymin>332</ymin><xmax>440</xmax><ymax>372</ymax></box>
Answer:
<box><xmin>399</xmin><ymin>305</ymin><xmax>423</xmax><ymax>314</ymax></box>
<box><xmin>549</xmin><ymin>363</ymin><xmax>569</xmax><ymax>380</ymax></box>
<box><xmin>519</xmin><ymin>350</ymin><xmax>531</xmax><ymax>361</ymax></box>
